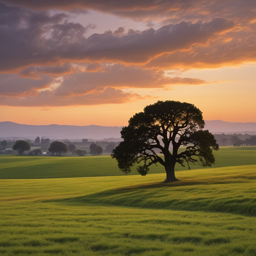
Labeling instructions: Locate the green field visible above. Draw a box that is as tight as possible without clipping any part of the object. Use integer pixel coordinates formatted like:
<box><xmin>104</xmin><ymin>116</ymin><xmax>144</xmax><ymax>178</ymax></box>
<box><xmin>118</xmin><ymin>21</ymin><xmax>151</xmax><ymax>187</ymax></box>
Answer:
<box><xmin>0</xmin><ymin>146</ymin><xmax>256</xmax><ymax>179</ymax></box>
<box><xmin>0</xmin><ymin>147</ymin><xmax>256</xmax><ymax>255</ymax></box>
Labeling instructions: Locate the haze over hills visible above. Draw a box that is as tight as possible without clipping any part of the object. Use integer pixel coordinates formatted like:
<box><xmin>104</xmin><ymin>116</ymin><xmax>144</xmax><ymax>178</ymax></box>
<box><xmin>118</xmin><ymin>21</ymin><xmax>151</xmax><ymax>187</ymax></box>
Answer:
<box><xmin>204</xmin><ymin>120</ymin><xmax>256</xmax><ymax>134</ymax></box>
<box><xmin>0</xmin><ymin>121</ymin><xmax>255</xmax><ymax>140</ymax></box>
<box><xmin>0</xmin><ymin>122</ymin><xmax>121</xmax><ymax>140</ymax></box>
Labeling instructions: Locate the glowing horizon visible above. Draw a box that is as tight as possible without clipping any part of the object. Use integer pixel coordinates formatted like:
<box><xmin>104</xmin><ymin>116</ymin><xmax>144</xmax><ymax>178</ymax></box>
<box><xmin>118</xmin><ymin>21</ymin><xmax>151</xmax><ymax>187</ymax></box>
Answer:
<box><xmin>0</xmin><ymin>1</ymin><xmax>256</xmax><ymax>125</ymax></box>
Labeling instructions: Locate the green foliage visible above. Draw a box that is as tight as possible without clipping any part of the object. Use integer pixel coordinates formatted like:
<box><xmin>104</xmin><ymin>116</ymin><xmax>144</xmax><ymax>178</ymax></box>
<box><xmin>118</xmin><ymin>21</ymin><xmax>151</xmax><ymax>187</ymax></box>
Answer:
<box><xmin>29</xmin><ymin>148</ymin><xmax>42</xmax><ymax>155</ymax></box>
<box><xmin>67</xmin><ymin>143</ymin><xmax>76</xmax><ymax>153</ymax></box>
<box><xmin>12</xmin><ymin>140</ymin><xmax>30</xmax><ymax>155</ymax></box>
<box><xmin>0</xmin><ymin>140</ymin><xmax>7</xmax><ymax>148</ymax></box>
<box><xmin>112</xmin><ymin>100</ymin><xmax>219</xmax><ymax>182</ymax></box>
<box><xmin>75</xmin><ymin>149</ymin><xmax>87</xmax><ymax>156</ymax></box>
<box><xmin>105</xmin><ymin>142</ymin><xmax>116</xmax><ymax>153</ymax></box>
<box><xmin>34</xmin><ymin>136</ymin><xmax>40</xmax><ymax>144</ymax></box>
<box><xmin>90</xmin><ymin>143</ymin><xmax>103</xmax><ymax>155</ymax></box>
<box><xmin>48</xmin><ymin>141</ymin><xmax>67</xmax><ymax>155</ymax></box>
<box><xmin>184</xmin><ymin>130</ymin><xmax>219</xmax><ymax>167</ymax></box>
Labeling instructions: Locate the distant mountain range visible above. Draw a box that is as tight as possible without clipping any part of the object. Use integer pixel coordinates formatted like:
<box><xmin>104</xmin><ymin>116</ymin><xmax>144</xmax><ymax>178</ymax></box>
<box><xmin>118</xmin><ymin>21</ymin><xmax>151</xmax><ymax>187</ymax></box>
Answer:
<box><xmin>0</xmin><ymin>120</ymin><xmax>255</xmax><ymax>140</ymax></box>
<box><xmin>204</xmin><ymin>120</ymin><xmax>256</xmax><ymax>134</ymax></box>
<box><xmin>0</xmin><ymin>122</ymin><xmax>121</xmax><ymax>140</ymax></box>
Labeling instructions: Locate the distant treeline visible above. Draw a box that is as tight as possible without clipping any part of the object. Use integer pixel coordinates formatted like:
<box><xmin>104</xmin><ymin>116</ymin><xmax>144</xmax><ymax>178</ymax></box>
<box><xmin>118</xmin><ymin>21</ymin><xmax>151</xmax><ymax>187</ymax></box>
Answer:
<box><xmin>1</xmin><ymin>134</ymin><xmax>256</xmax><ymax>154</ymax></box>
<box><xmin>214</xmin><ymin>134</ymin><xmax>256</xmax><ymax>146</ymax></box>
<box><xmin>0</xmin><ymin>136</ymin><xmax>121</xmax><ymax>155</ymax></box>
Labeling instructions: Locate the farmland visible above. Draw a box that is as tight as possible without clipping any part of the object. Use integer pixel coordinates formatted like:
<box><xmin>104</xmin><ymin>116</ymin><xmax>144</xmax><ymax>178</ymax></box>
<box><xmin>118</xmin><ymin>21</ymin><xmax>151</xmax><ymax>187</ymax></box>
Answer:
<box><xmin>0</xmin><ymin>147</ymin><xmax>256</xmax><ymax>255</ymax></box>
<box><xmin>0</xmin><ymin>146</ymin><xmax>256</xmax><ymax>179</ymax></box>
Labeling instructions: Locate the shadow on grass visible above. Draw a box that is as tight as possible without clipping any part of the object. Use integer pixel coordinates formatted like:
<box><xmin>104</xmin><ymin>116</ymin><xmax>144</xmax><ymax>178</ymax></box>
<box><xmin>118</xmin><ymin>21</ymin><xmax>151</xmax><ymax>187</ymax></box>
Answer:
<box><xmin>45</xmin><ymin>174</ymin><xmax>256</xmax><ymax>217</ymax></box>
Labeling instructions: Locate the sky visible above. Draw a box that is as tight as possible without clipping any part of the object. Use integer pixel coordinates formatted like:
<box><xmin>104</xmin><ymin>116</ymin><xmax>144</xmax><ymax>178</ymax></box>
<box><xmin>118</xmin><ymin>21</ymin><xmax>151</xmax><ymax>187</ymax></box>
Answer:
<box><xmin>0</xmin><ymin>0</ymin><xmax>256</xmax><ymax>126</ymax></box>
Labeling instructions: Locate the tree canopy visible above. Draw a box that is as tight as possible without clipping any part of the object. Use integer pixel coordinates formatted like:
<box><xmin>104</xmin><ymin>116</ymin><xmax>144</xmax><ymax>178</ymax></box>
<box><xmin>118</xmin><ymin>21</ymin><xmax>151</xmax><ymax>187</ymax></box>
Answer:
<box><xmin>29</xmin><ymin>148</ymin><xmax>42</xmax><ymax>156</ymax></box>
<box><xmin>67</xmin><ymin>143</ymin><xmax>76</xmax><ymax>153</ymax></box>
<box><xmin>0</xmin><ymin>140</ymin><xmax>8</xmax><ymax>148</ymax></box>
<box><xmin>35</xmin><ymin>136</ymin><xmax>40</xmax><ymax>144</ymax></box>
<box><xmin>12</xmin><ymin>140</ymin><xmax>31</xmax><ymax>155</ymax></box>
<box><xmin>75</xmin><ymin>149</ymin><xmax>87</xmax><ymax>156</ymax></box>
<box><xmin>48</xmin><ymin>141</ymin><xmax>67</xmax><ymax>155</ymax></box>
<box><xmin>112</xmin><ymin>100</ymin><xmax>219</xmax><ymax>182</ymax></box>
<box><xmin>90</xmin><ymin>143</ymin><xmax>103</xmax><ymax>155</ymax></box>
<box><xmin>105</xmin><ymin>142</ymin><xmax>116</xmax><ymax>153</ymax></box>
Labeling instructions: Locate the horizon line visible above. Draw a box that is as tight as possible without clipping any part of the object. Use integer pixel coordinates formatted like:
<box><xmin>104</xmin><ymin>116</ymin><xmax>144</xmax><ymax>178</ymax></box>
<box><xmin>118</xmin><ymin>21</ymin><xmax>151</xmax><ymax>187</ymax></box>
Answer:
<box><xmin>1</xmin><ymin>120</ymin><xmax>256</xmax><ymax>127</ymax></box>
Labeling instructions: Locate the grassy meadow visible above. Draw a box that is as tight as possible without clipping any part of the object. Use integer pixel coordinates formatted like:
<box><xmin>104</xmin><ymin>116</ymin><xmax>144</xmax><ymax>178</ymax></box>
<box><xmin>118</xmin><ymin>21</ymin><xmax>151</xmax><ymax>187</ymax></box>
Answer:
<box><xmin>0</xmin><ymin>146</ymin><xmax>256</xmax><ymax>179</ymax></box>
<box><xmin>0</xmin><ymin>146</ymin><xmax>256</xmax><ymax>255</ymax></box>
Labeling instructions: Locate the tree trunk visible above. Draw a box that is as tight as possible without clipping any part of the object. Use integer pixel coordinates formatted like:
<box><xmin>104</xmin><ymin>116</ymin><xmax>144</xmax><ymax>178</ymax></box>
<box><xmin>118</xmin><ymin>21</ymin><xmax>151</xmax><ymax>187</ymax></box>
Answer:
<box><xmin>164</xmin><ymin>162</ymin><xmax>179</xmax><ymax>182</ymax></box>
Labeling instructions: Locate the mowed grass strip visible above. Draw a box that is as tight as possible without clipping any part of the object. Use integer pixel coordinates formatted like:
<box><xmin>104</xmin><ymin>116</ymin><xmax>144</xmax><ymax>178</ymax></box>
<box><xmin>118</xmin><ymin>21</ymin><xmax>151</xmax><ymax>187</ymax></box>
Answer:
<box><xmin>0</xmin><ymin>146</ymin><xmax>256</xmax><ymax>179</ymax></box>
<box><xmin>1</xmin><ymin>165</ymin><xmax>256</xmax><ymax>255</ymax></box>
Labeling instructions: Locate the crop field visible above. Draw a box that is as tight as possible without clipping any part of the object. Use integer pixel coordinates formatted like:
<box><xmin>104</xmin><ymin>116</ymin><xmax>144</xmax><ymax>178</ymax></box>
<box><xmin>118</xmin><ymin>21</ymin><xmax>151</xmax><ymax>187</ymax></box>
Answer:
<box><xmin>0</xmin><ymin>147</ymin><xmax>256</xmax><ymax>255</ymax></box>
<box><xmin>0</xmin><ymin>146</ymin><xmax>256</xmax><ymax>179</ymax></box>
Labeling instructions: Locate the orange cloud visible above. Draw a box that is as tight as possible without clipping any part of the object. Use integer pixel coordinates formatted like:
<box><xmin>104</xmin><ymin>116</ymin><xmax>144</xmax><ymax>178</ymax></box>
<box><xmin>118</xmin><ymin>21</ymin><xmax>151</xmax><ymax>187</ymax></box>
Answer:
<box><xmin>0</xmin><ymin>64</ymin><xmax>207</xmax><ymax>106</ymax></box>
<box><xmin>85</xmin><ymin>63</ymin><xmax>104</xmax><ymax>72</ymax></box>
<box><xmin>1</xmin><ymin>1</ymin><xmax>256</xmax><ymax>110</ymax></box>
<box><xmin>3</xmin><ymin>0</ymin><xmax>256</xmax><ymax>25</ymax></box>
<box><xmin>0</xmin><ymin>74</ymin><xmax>52</xmax><ymax>97</ymax></box>
<box><xmin>0</xmin><ymin>88</ymin><xmax>152</xmax><ymax>107</ymax></box>
<box><xmin>19</xmin><ymin>63</ymin><xmax>78</xmax><ymax>79</ymax></box>
<box><xmin>145</xmin><ymin>32</ymin><xmax>256</xmax><ymax>70</ymax></box>
<box><xmin>0</xmin><ymin>3</ymin><xmax>235</xmax><ymax>73</ymax></box>
<box><xmin>51</xmin><ymin>64</ymin><xmax>208</xmax><ymax>97</ymax></box>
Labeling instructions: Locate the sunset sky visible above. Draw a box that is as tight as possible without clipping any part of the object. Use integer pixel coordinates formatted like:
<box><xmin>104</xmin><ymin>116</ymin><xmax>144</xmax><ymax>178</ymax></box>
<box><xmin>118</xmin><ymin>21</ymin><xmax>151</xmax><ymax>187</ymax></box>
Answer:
<box><xmin>0</xmin><ymin>0</ymin><xmax>256</xmax><ymax>126</ymax></box>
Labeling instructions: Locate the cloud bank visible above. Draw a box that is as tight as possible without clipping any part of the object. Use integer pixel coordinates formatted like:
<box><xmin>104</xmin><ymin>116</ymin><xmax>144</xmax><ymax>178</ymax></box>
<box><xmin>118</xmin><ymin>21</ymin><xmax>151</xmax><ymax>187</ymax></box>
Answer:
<box><xmin>0</xmin><ymin>1</ymin><xmax>255</xmax><ymax>106</ymax></box>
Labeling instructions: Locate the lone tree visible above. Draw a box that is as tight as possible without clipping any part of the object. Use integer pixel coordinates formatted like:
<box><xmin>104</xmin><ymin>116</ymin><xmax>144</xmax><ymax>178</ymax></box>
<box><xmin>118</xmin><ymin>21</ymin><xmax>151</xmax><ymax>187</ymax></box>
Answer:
<box><xmin>221</xmin><ymin>137</ymin><xmax>228</xmax><ymax>146</ymax></box>
<box><xmin>231</xmin><ymin>136</ymin><xmax>242</xmax><ymax>146</ymax></box>
<box><xmin>67</xmin><ymin>143</ymin><xmax>76</xmax><ymax>154</ymax></box>
<box><xmin>35</xmin><ymin>136</ymin><xmax>40</xmax><ymax>144</ymax></box>
<box><xmin>105</xmin><ymin>142</ymin><xmax>116</xmax><ymax>153</ymax></box>
<box><xmin>0</xmin><ymin>140</ymin><xmax>8</xmax><ymax>149</ymax></box>
<box><xmin>29</xmin><ymin>149</ymin><xmax>42</xmax><ymax>156</ymax></box>
<box><xmin>112</xmin><ymin>101</ymin><xmax>219</xmax><ymax>182</ymax></box>
<box><xmin>13</xmin><ymin>140</ymin><xmax>31</xmax><ymax>155</ymax></box>
<box><xmin>48</xmin><ymin>141</ymin><xmax>67</xmax><ymax>155</ymax></box>
<box><xmin>75</xmin><ymin>149</ymin><xmax>87</xmax><ymax>156</ymax></box>
<box><xmin>90</xmin><ymin>143</ymin><xmax>103</xmax><ymax>155</ymax></box>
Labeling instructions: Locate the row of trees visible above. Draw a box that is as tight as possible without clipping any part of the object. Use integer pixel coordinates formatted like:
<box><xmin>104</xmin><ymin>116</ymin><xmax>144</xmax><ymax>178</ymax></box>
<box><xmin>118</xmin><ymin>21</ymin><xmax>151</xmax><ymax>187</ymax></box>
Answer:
<box><xmin>34</xmin><ymin>136</ymin><xmax>118</xmax><ymax>149</ymax></box>
<box><xmin>0</xmin><ymin>138</ymin><xmax>52</xmax><ymax>151</ymax></box>
<box><xmin>11</xmin><ymin>140</ymin><xmax>108</xmax><ymax>156</ymax></box>
<box><xmin>230</xmin><ymin>135</ymin><xmax>256</xmax><ymax>146</ymax></box>
<box><xmin>214</xmin><ymin>134</ymin><xmax>256</xmax><ymax>146</ymax></box>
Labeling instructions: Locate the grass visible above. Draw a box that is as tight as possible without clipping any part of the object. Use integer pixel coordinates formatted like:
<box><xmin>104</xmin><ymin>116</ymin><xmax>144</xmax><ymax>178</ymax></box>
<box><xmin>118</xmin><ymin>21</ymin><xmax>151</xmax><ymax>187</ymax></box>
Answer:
<box><xmin>0</xmin><ymin>146</ymin><xmax>255</xmax><ymax>179</ymax></box>
<box><xmin>1</xmin><ymin>163</ymin><xmax>256</xmax><ymax>255</ymax></box>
